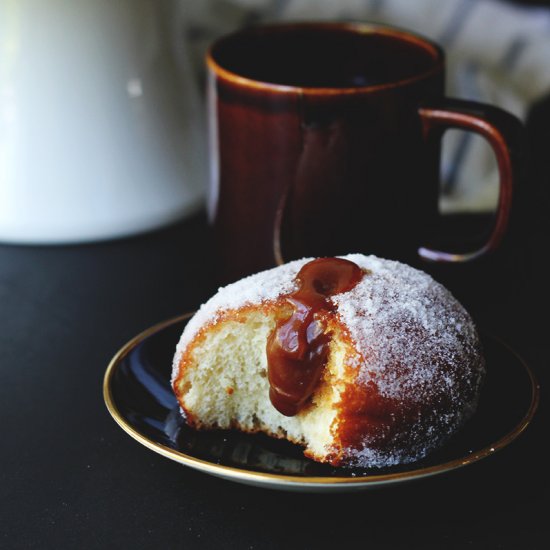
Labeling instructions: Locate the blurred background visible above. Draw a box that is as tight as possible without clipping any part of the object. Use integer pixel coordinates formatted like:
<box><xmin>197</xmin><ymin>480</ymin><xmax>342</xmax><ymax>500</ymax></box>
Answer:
<box><xmin>1</xmin><ymin>0</ymin><xmax>550</xmax><ymax>244</ymax></box>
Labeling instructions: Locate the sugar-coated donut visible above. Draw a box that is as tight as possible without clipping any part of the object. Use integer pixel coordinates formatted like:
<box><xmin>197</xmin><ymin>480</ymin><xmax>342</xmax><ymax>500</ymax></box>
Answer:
<box><xmin>172</xmin><ymin>254</ymin><xmax>485</xmax><ymax>468</ymax></box>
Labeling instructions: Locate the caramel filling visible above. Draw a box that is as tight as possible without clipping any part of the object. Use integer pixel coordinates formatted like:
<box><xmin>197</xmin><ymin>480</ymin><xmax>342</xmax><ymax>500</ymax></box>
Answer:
<box><xmin>266</xmin><ymin>258</ymin><xmax>363</xmax><ymax>416</ymax></box>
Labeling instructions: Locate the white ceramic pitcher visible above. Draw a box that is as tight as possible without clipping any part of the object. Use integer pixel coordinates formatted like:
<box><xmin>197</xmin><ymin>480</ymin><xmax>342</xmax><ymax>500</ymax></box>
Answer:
<box><xmin>0</xmin><ymin>0</ymin><xmax>205</xmax><ymax>243</ymax></box>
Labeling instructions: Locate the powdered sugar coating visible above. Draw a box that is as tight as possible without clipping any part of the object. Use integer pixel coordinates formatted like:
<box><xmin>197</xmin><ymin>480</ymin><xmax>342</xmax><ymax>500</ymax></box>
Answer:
<box><xmin>172</xmin><ymin>254</ymin><xmax>485</xmax><ymax>467</ymax></box>
<box><xmin>331</xmin><ymin>254</ymin><xmax>482</xmax><ymax>403</ymax></box>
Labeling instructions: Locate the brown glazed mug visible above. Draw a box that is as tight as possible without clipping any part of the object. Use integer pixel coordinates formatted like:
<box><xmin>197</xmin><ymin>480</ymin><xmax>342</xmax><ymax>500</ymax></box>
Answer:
<box><xmin>207</xmin><ymin>22</ymin><xmax>523</xmax><ymax>282</ymax></box>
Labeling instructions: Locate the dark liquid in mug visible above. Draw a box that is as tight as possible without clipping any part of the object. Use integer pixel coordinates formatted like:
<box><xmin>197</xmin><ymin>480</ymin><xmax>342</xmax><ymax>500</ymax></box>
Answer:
<box><xmin>211</xmin><ymin>27</ymin><xmax>436</xmax><ymax>88</ymax></box>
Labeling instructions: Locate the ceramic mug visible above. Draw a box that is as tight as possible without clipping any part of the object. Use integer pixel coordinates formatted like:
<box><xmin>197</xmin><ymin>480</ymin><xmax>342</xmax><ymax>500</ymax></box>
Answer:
<box><xmin>0</xmin><ymin>0</ymin><xmax>205</xmax><ymax>244</ymax></box>
<box><xmin>207</xmin><ymin>22</ymin><xmax>523</xmax><ymax>282</ymax></box>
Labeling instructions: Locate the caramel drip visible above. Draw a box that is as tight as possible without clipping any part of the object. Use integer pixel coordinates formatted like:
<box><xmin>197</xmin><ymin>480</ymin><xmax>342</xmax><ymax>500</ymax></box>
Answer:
<box><xmin>266</xmin><ymin>258</ymin><xmax>363</xmax><ymax>416</ymax></box>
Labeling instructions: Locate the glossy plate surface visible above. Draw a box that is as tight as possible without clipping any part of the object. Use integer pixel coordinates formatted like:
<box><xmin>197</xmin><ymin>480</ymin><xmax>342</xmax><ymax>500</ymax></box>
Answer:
<box><xmin>103</xmin><ymin>313</ymin><xmax>539</xmax><ymax>492</ymax></box>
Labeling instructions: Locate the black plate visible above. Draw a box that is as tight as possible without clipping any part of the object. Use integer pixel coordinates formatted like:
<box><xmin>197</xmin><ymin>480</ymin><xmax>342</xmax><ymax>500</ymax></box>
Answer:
<box><xmin>103</xmin><ymin>314</ymin><xmax>539</xmax><ymax>490</ymax></box>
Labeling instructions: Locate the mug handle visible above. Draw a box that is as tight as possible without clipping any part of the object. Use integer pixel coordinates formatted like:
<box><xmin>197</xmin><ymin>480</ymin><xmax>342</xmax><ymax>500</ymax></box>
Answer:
<box><xmin>417</xmin><ymin>98</ymin><xmax>524</xmax><ymax>262</ymax></box>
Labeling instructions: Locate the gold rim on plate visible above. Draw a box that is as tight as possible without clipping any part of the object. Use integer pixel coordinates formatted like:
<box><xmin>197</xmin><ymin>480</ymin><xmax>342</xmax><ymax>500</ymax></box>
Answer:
<box><xmin>103</xmin><ymin>313</ymin><xmax>540</xmax><ymax>488</ymax></box>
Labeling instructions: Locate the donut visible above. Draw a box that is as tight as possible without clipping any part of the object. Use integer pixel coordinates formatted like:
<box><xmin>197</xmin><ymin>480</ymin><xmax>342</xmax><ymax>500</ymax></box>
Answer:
<box><xmin>171</xmin><ymin>254</ymin><xmax>485</xmax><ymax>468</ymax></box>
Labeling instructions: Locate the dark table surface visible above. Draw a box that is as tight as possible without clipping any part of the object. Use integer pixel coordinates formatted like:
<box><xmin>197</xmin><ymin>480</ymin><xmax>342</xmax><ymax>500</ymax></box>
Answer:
<box><xmin>1</xmin><ymin>208</ymin><xmax>548</xmax><ymax>549</ymax></box>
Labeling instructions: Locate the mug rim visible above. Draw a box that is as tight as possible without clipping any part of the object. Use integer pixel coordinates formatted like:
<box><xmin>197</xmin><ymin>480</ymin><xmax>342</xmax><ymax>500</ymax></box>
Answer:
<box><xmin>207</xmin><ymin>21</ymin><xmax>445</xmax><ymax>95</ymax></box>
